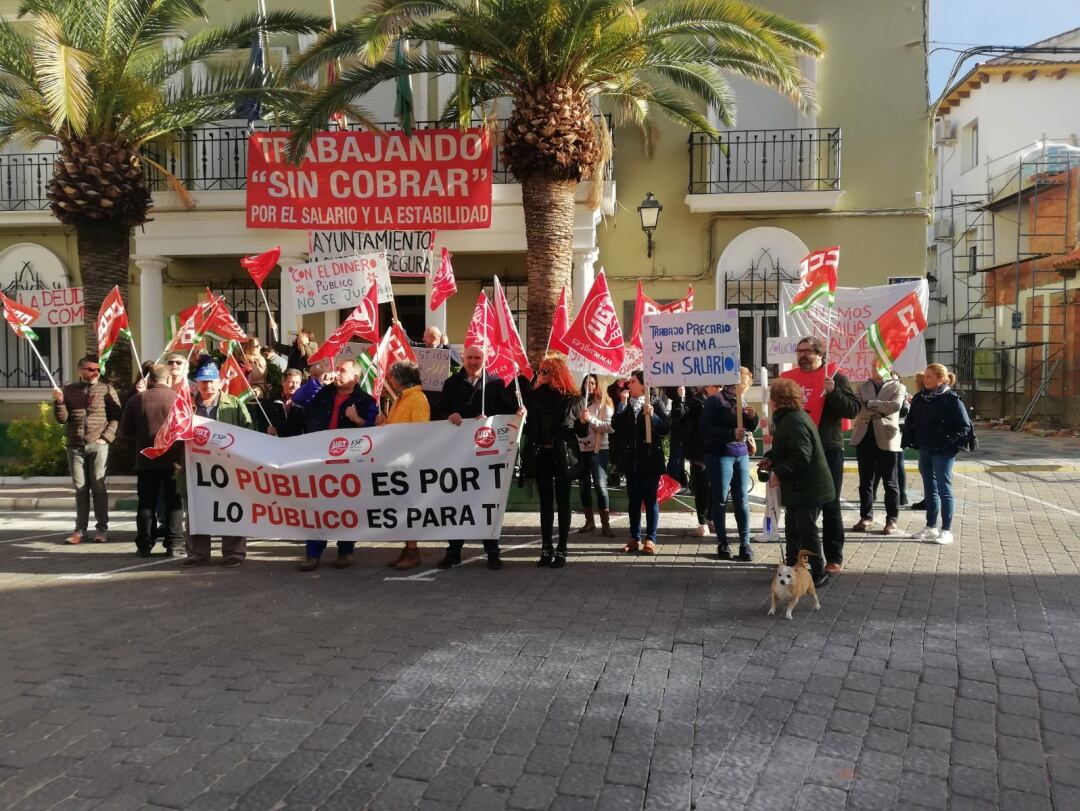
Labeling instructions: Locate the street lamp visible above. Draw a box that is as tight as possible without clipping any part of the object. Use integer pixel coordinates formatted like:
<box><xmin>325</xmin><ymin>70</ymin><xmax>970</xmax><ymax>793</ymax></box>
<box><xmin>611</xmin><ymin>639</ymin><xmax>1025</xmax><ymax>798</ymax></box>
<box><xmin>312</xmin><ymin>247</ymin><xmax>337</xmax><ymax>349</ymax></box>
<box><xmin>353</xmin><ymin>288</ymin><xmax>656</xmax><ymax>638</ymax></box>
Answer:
<box><xmin>926</xmin><ymin>272</ymin><xmax>947</xmax><ymax>305</ymax></box>
<box><xmin>637</xmin><ymin>192</ymin><xmax>662</xmax><ymax>258</ymax></box>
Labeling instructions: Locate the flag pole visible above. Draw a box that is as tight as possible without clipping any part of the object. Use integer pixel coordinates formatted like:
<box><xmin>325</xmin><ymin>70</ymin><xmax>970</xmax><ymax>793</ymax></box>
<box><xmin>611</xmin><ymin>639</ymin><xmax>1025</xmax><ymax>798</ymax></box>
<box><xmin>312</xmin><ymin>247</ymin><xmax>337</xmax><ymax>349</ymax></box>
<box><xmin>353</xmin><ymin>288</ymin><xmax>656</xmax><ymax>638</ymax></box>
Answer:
<box><xmin>644</xmin><ymin>385</ymin><xmax>652</xmax><ymax>444</ymax></box>
<box><xmin>235</xmin><ymin>365</ymin><xmax>274</xmax><ymax>428</ymax></box>
<box><xmin>258</xmin><ymin>285</ymin><xmax>278</xmax><ymax>343</ymax></box>
<box><xmin>25</xmin><ymin>335</ymin><xmax>60</xmax><ymax>390</ymax></box>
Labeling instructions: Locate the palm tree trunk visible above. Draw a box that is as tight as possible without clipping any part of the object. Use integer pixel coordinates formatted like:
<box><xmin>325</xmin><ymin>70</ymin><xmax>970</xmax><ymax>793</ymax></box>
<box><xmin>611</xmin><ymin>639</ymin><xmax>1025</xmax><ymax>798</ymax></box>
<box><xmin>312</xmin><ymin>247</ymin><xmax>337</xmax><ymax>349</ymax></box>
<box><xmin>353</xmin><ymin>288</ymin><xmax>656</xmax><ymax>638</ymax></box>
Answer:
<box><xmin>76</xmin><ymin>221</ymin><xmax>133</xmax><ymax>389</ymax></box>
<box><xmin>522</xmin><ymin>174</ymin><xmax>578</xmax><ymax>366</ymax></box>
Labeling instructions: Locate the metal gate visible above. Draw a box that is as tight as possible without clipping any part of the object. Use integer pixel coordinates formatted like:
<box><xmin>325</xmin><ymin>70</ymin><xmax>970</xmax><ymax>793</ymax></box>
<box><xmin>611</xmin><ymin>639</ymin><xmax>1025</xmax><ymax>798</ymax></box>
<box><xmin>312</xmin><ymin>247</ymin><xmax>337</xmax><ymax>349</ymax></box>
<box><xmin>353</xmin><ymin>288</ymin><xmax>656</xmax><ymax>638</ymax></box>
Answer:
<box><xmin>723</xmin><ymin>248</ymin><xmax>798</xmax><ymax>375</ymax></box>
<box><xmin>1</xmin><ymin>262</ymin><xmax>63</xmax><ymax>388</ymax></box>
<box><xmin>213</xmin><ymin>276</ymin><xmax>280</xmax><ymax>345</ymax></box>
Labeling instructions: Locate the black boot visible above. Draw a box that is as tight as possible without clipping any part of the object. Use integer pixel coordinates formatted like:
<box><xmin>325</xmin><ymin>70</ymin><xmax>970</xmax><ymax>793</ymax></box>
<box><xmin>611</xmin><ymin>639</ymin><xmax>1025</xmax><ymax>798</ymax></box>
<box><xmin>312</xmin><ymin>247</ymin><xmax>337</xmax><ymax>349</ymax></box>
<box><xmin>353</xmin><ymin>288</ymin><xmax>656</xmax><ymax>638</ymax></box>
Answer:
<box><xmin>437</xmin><ymin>549</ymin><xmax>462</xmax><ymax>569</ymax></box>
<box><xmin>717</xmin><ymin>541</ymin><xmax>731</xmax><ymax>560</ymax></box>
<box><xmin>537</xmin><ymin>544</ymin><xmax>554</xmax><ymax>567</ymax></box>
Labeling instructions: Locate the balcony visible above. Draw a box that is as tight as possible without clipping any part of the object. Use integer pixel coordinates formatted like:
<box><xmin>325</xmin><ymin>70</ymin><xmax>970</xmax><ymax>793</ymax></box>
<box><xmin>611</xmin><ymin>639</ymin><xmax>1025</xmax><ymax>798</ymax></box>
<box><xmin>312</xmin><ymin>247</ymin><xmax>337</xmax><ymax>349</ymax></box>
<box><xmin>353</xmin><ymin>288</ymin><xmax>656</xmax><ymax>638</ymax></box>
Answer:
<box><xmin>0</xmin><ymin>116</ymin><xmax>615</xmax><ymax>215</ymax></box>
<box><xmin>685</xmin><ymin>127</ymin><xmax>843</xmax><ymax>213</ymax></box>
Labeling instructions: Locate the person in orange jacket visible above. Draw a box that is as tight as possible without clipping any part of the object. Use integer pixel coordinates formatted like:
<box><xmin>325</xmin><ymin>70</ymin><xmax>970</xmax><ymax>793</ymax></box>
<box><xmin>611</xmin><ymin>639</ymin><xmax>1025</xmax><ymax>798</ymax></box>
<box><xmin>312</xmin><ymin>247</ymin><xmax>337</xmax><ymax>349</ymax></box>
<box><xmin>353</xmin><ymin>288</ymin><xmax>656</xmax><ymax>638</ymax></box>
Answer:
<box><xmin>377</xmin><ymin>361</ymin><xmax>431</xmax><ymax>569</ymax></box>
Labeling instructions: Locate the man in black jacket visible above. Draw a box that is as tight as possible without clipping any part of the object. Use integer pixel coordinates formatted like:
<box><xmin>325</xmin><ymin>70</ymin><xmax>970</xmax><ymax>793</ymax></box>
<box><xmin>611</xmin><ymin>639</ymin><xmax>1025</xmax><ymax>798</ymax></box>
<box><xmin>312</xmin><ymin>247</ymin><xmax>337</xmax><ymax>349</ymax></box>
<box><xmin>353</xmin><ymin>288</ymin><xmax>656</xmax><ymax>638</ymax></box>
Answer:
<box><xmin>791</xmin><ymin>337</ymin><xmax>861</xmax><ymax>574</ymax></box>
<box><xmin>117</xmin><ymin>364</ymin><xmax>184</xmax><ymax>557</ymax></box>
<box><xmin>265</xmin><ymin>368</ymin><xmax>307</xmax><ymax>438</ymax></box>
<box><xmin>434</xmin><ymin>345</ymin><xmax>517</xmax><ymax>569</ymax></box>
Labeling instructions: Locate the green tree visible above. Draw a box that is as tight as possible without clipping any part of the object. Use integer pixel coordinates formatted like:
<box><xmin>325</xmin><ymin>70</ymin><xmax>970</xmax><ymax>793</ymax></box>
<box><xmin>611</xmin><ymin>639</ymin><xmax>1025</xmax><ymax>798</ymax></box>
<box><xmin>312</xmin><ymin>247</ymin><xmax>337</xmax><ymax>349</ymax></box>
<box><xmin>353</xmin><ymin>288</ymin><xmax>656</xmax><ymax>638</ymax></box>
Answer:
<box><xmin>287</xmin><ymin>0</ymin><xmax>822</xmax><ymax>362</ymax></box>
<box><xmin>0</xmin><ymin>0</ymin><xmax>326</xmax><ymax>386</ymax></box>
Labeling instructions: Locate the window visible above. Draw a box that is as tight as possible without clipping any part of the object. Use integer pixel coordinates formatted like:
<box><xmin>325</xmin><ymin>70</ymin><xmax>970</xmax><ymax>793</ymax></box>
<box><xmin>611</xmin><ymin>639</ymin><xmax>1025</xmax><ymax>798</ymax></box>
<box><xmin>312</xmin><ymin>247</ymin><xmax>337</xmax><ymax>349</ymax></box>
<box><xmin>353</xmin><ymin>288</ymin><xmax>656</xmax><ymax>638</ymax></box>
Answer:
<box><xmin>961</xmin><ymin>119</ymin><xmax>979</xmax><ymax>173</ymax></box>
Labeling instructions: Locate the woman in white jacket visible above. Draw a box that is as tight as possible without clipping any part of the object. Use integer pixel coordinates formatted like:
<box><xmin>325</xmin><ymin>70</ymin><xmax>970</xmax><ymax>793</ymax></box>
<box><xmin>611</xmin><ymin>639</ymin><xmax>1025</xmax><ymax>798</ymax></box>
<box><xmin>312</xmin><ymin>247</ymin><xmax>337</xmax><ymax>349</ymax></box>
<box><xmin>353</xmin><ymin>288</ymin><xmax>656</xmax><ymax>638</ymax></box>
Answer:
<box><xmin>576</xmin><ymin>373</ymin><xmax>615</xmax><ymax>536</ymax></box>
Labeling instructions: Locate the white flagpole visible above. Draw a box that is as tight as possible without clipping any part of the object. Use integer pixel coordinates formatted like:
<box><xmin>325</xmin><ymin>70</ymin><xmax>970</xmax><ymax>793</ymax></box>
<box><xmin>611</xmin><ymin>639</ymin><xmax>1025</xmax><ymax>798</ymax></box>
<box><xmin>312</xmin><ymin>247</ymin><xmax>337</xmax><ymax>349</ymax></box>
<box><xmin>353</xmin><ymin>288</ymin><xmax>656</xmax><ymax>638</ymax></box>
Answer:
<box><xmin>24</xmin><ymin>335</ymin><xmax>59</xmax><ymax>390</ymax></box>
<box><xmin>258</xmin><ymin>285</ymin><xmax>278</xmax><ymax>343</ymax></box>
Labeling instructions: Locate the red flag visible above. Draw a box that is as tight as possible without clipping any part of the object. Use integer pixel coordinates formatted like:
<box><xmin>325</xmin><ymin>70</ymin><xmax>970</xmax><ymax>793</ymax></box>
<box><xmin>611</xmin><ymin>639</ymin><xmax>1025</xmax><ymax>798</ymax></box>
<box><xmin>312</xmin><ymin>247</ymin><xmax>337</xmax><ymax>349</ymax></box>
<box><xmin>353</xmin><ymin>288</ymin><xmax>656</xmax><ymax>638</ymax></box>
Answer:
<box><xmin>656</xmin><ymin>473</ymin><xmax>683</xmax><ymax>505</ymax></box>
<box><xmin>562</xmin><ymin>271</ymin><xmax>624</xmax><ymax>374</ymax></box>
<box><xmin>465</xmin><ymin>292</ymin><xmax>517</xmax><ymax>383</ymax></box>
<box><xmin>96</xmin><ymin>286</ymin><xmax>130</xmax><ymax>372</ymax></box>
<box><xmin>240</xmin><ymin>246</ymin><xmax>280</xmax><ymax>289</ymax></box>
<box><xmin>492</xmin><ymin>276</ymin><xmax>533</xmax><ymax>380</ymax></box>
<box><xmin>141</xmin><ymin>389</ymin><xmax>194</xmax><ymax>459</ymax></box>
<box><xmin>372</xmin><ymin>322</ymin><xmax>418</xmax><ymax>395</ymax></box>
<box><xmin>200</xmin><ymin>291</ymin><xmax>247</xmax><ymax>343</ymax></box>
<box><xmin>308</xmin><ymin>281</ymin><xmax>380</xmax><ymax>366</ymax></box>
<box><xmin>1</xmin><ymin>291</ymin><xmax>40</xmax><ymax>340</ymax></box>
<box><xmin>788</xmin><ymin>247</ymin><xmax>839</xmax><ymax>314</ymax></box>
<box><xmin>547</xmin><ymin>287</ymin><xmax>570</xmax><ymax>355</ymax></box>
<box><xmin>430</xmin><ymin>247</ymin><xmax>457</xmax><ymax>311</ymax></box>
<box><xmin>219</xmin><ymin>354</ymin><xmax>249</xmax><ymax>398</ymax></box>
<box><xmin>867</xmin><ymin>291</ymin><xmax>927</xmax><ymax>373</ymax></box>
<box><xmin>630</xmin><ymin>282</ymin><xmax>694</xmax><ymax>349</ymax></box>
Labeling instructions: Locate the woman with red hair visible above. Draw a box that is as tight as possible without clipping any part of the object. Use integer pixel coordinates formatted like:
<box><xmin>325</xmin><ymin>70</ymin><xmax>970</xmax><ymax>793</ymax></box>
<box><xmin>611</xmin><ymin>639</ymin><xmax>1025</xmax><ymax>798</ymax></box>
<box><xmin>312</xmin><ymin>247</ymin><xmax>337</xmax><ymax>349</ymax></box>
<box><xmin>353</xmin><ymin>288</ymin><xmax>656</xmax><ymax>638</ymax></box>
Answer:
<box><xmin>525</xmin><ymin>356</ymin><xmax>587</xmax><ymax>567</ymax></box>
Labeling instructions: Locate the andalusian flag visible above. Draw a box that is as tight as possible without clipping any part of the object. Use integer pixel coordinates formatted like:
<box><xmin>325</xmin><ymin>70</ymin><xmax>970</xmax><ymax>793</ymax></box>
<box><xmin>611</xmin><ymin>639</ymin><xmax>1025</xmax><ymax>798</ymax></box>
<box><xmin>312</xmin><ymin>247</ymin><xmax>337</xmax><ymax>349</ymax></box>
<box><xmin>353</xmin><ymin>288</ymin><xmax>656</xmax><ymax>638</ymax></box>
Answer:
<box><xmin>355</xmin><ymin>350</ymin><xmax>379</xmax><ymax>395</ymax></box>
<box><xmin>788</xmin><ymin>246</ymin><xmax>839</xmax><ymax>314</ymax></box>
<box><xmin>867</xmin><ymin>291</ymin><xmax>927</xmax><ymax>373</ymax></box>
<box><xmin>1</xmin><ymin>291</ymin><xmax>40</xmax><ymax>341</ymax></box>
<box><xmin>220</xmin><ymin>354</ymin><xmax>253</xmax><ymax>403</ymax></box>
<box><xmin>96</xmin><ymin>286</ymin><xmax>131</xmax><ymax>373</ymax></box>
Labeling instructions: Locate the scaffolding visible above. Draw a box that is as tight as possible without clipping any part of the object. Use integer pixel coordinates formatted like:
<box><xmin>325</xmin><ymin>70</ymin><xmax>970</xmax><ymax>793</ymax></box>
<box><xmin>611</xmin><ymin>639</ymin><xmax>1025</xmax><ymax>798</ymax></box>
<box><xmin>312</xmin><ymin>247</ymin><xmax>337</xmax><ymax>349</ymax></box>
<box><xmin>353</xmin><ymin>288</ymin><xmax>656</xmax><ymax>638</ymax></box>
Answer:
<box><xmin>943</xmin><ymin>143</ymin><xmax>1079</xmax><ymax>424</ymax></box>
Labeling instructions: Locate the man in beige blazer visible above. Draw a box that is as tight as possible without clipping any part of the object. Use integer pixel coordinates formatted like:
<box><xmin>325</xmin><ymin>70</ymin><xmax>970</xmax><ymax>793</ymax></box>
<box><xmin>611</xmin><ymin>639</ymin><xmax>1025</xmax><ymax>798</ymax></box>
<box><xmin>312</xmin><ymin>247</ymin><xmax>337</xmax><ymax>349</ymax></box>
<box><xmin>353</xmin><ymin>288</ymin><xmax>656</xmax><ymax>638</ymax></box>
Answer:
<box><xmin>850</xmin><ymin>368</ymin><xmax>907</xmax><ymax>535</ymax></box>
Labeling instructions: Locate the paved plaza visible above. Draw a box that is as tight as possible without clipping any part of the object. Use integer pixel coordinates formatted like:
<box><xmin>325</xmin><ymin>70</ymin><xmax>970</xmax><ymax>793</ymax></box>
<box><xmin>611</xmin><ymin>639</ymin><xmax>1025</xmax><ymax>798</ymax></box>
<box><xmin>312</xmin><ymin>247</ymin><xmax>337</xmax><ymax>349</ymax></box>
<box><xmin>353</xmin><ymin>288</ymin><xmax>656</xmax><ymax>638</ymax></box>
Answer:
<box><xmin>2</xmin><ymin>434</ymin><xmax>1080</xmax><ymax>810</ymax></box>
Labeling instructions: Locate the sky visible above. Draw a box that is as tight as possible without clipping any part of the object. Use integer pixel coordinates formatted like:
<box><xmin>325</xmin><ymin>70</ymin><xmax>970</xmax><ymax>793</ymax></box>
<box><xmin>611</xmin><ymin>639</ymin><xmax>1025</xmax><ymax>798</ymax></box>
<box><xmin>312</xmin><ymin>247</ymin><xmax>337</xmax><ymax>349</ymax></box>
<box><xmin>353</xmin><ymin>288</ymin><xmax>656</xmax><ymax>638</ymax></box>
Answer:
<box><xmin>929</xmin><ymin>0</ymin><xmax>1079</xmax><ymax>96</ymax></box>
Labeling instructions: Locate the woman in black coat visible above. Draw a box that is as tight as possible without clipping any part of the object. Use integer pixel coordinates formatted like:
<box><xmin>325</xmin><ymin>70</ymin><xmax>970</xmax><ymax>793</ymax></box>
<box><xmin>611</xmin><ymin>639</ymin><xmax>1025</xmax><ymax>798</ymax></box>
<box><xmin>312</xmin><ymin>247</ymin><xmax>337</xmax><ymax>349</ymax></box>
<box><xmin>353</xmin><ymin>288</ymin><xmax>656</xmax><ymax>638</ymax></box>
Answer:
<box><xmin>612</xmin><ymin>370</ymin><xmax>670</xmax><ymax>555</ymax></box>
<box><xmin>902</xmin><ymin>363</ymin><xmax>972</xmax><ymax>546</ymax></box>
<box><xmin>526</xmin><ymin>356</ymin><xmax>586</xmax><ymax>568</ymax></box>
<box><xmin>759</xmin><ymin>377</ymin><xmax>835</xmax><ymax>585</ymax></box>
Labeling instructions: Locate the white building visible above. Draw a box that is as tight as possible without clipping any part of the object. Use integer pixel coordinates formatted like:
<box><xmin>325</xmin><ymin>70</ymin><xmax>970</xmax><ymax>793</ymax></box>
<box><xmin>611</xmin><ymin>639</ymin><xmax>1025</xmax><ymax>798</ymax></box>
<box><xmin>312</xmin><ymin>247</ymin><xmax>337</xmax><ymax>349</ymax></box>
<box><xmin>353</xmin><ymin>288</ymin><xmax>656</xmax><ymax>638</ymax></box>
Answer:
<box><xmin>928</xmin><ymin>27</ymin><xmax>1080</xmax><ymax>416</ymax></box>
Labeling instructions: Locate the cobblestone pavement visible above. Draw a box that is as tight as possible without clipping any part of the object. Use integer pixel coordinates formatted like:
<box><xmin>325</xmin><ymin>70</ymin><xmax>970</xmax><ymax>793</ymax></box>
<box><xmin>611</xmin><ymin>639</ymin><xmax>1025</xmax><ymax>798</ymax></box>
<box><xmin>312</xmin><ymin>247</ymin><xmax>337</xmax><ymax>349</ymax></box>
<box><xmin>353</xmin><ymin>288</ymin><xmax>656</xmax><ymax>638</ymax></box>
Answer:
<box><xmin>1</xmin><ymin>464</ymin><xmax>1080</xmax><ymax>810</ymax></box>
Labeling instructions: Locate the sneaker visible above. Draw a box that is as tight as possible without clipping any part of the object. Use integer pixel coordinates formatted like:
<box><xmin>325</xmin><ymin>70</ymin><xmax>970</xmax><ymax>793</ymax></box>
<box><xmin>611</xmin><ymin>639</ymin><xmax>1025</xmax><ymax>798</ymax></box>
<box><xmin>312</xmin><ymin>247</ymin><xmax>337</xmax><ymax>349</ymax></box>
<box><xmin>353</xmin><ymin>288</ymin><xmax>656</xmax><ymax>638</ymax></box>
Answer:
<box><xmin>689</xmin><ymin>525</ymin><xmax>707</xmax><ymax>537</ymax></box>
<box><xmin>717</xmin><ymin>542</ymin><xmax>731</xmax><ymax>560</ymax></box>
<box><xmin>93</xmin><ymin>531</ymin><xmax>108</xmax><ymax>543</ymax></box>
<box><xmin>915</xmin><ymin>526</ymin><xmax>939</xmax><ymax>541</ymax></box>
<box><xmin>65</xmin><ymin>532</ymin><xmax>83</xmax><ymax>545</ymax></box>
<box><xmin>298</xmin><ymin>556</ymin><xmax>320</xmax><ymax>572</ymax></box>
<box><xmin>935</xmin><ymin>530</ymin><xmax>954</xmax><ymax>545</ymax></box>
<box><xmin>222</xmin><ymin>558</ymin><xmax>243</xmax><ymax>568</ymax></box>
<box><xmin>813</xmin><ymin>573</ymin><xmax>831</xmax><ymax>589</ymax></box>
<box><xmin>737</xmin><ymin>544</ymin><xmax>753</xmax><ymax>562</ymax></box>
<box><xmin>181</xmin><ymin>557</ymin><xmax>206</xmax><ymax>567</ymax></box>
<box><xmin>487</xmin><ymin>553</ymin><xmax>503</xmax><ymax>570</ymax></box>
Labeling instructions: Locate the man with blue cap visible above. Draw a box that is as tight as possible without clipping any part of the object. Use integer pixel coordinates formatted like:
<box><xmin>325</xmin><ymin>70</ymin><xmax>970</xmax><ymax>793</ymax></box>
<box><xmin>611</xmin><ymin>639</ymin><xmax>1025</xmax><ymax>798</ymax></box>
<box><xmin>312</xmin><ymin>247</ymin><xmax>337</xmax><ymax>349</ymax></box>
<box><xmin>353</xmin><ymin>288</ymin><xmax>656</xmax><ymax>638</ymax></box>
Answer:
<box><xmin>183</xmin><ymin>362</ymin><xmax>254</xmax><ymax>568</ymax></box>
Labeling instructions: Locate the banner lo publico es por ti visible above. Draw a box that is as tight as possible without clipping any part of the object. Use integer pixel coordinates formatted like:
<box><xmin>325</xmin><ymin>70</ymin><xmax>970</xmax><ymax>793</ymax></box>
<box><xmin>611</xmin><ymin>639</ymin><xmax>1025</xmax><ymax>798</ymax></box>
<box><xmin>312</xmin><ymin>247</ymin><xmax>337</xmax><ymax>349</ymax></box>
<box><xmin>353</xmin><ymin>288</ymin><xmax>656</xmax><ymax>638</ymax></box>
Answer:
<box><xmin>247</xmin><ymin>130</ymin><xmax>492</xmax><ymax>231</ymax></box>
<box><xmin>185</xmin><ymin>415</ymin><xmax>522</xmax><ymax>542</ymax></box>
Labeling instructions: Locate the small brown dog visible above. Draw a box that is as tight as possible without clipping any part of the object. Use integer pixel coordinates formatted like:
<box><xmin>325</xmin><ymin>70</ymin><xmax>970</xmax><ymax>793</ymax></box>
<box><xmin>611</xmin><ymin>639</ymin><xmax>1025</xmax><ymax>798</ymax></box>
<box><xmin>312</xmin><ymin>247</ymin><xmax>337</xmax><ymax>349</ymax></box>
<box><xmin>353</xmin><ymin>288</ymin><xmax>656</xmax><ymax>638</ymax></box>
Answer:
<box><xmin>768</xmin><ymin>549</ymin><xmax>820</xmax><ymax>620</ymax></box>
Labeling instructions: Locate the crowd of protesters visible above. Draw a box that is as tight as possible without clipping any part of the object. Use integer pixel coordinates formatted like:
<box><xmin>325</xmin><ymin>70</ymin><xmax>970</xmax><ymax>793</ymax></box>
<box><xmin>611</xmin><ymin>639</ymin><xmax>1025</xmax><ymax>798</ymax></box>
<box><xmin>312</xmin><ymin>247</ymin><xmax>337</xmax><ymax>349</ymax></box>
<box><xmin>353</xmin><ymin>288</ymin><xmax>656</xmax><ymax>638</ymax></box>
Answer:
<box><xmin>51</xmin><ymin>327</ymin><xmax>974</xmax><ymax>583</ymax></box>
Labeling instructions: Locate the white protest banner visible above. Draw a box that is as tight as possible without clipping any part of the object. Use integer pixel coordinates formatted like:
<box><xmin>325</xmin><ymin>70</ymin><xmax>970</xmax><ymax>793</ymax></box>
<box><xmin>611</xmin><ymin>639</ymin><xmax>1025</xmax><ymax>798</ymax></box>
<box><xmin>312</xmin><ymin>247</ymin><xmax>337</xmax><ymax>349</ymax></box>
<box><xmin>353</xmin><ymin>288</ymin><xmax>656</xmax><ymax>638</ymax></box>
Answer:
<box><xmin>779</xmin><ymin>280</ymin><xmax>929</xmax><ymax>380</ymax></box>
<box><xmin>186</xmin><ymin>414</ymin><xmax>522</xmax><ymax>541</ymax></box>
<box><xmin>416</xmin><ymin>346</ymin><xmax>450</xmax><ymax>391</ymax></box>
<box><xmin>287</xmin><ymin>252</ymin><xmax>393</xmax><ymax>315</ymax></box>
<box><xmin>17</xmin><ymin>287</ymin><xmax>84</xmax><ymax>327</ymax></box>
<box><xmin>308</xmin><ymin>230</ymin><xmax>435</xmax><ymax>277</ymax></box>
<box><xmin>766</xmin><ymin>336</ymin><xmax>801</xmax><ymax>365</ymax></box>
<box><xmin>642</xmin><ymin>310</ymin><xmax>741</xmax><ymax>387</ymax></box>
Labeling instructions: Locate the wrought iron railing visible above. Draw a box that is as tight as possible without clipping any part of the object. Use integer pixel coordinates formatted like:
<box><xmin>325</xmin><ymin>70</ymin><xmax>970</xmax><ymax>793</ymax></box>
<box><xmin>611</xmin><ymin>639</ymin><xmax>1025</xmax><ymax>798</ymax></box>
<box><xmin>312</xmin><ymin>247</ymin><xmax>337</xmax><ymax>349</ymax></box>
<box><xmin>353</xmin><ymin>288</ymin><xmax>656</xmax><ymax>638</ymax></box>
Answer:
<box><xmin>688</xmin><ymin>127</ymin><xmax>841</xmax><ymax>194</ymax></box>
<box><xmin>0</xmin><ymin>115</ymin><xmax>615</xmax><ymax>210</ymax></box>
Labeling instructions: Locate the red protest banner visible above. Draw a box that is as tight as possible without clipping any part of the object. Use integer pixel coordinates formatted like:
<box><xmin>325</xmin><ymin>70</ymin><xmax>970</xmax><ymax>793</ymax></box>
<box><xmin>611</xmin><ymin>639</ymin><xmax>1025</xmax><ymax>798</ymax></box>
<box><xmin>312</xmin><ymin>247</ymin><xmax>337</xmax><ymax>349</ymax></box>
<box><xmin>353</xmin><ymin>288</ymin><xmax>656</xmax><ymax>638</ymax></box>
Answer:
<box><xmin>246</xmin><ymin>130</ymin><xmax>492</xmax><ymax>231</ymax></box>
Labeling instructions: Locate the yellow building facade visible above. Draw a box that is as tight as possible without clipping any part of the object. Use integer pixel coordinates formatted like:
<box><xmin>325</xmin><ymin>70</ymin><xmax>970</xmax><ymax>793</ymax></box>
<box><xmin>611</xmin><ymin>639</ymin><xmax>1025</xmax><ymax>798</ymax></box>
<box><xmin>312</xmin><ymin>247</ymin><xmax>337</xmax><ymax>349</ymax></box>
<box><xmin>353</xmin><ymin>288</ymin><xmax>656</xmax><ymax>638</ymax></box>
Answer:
<box><xmin>0</xmin><ymin>0</ymin><xmax>929</xmax><ymax>420</ymax></box>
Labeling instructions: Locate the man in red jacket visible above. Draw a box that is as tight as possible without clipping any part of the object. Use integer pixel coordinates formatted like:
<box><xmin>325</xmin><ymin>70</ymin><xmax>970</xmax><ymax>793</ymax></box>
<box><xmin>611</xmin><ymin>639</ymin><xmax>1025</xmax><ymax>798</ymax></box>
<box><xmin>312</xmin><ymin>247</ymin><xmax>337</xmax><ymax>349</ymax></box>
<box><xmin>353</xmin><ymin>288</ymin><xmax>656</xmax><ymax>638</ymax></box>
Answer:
<box><xmin>52</xmin><ymin>354</ymin><xmax>122</xmax><ymax>545</ymax></box>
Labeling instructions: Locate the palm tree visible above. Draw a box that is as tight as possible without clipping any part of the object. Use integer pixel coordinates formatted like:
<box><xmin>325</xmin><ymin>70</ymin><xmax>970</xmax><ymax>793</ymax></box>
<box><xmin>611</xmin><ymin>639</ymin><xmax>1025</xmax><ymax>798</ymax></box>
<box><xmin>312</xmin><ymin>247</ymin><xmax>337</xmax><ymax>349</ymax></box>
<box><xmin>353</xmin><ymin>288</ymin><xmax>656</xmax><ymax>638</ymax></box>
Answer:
<box><xmin>286</xmin><ymin>0</ymin><xmax>823</xmax><ymax>363</ymax></box>
<box><xmin>0</xmin><ymin>0</ymin><xmax>326</xmax><ymax>385</ymax></box>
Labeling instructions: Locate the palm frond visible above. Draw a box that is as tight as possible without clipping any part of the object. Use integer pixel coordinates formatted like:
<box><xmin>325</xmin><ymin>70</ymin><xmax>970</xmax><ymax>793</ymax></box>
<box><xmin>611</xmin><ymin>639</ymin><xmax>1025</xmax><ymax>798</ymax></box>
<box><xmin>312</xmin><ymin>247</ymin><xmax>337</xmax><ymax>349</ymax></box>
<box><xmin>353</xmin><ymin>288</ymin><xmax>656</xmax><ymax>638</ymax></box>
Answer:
<box><xmin>33</xmin><ymin>12</ymin><xmax>93</xmax><ymax>134</ymax></box>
